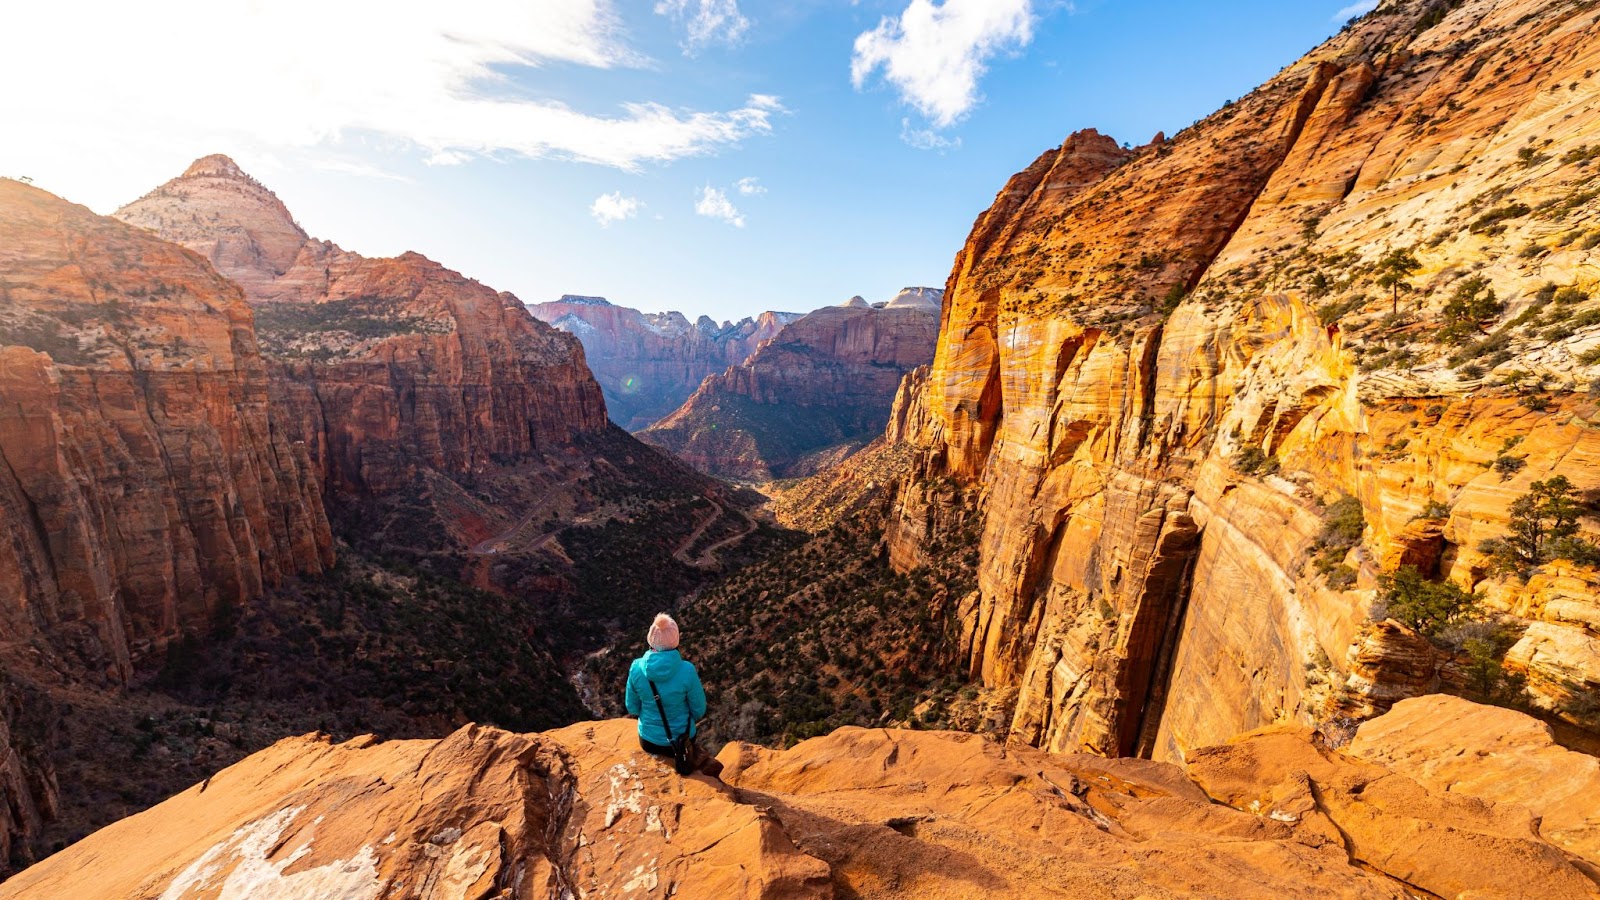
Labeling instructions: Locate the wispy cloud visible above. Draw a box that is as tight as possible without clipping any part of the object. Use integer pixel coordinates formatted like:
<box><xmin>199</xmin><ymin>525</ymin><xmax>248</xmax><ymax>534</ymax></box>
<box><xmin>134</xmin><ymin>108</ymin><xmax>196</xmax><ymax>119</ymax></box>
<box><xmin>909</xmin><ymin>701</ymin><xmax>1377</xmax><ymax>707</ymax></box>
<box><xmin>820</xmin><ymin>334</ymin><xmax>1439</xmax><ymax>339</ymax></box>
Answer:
<box><xmin>0</xmin><ymin>0</ymin><xmax>781</xmax><ymax>211</ymax></box>
<box><xmin>735</xmin><ymin>176</ymin><xmax>767</xmax><ymax>195</ymax></box>
<box><xmin>655</xmin><ymin>0</ymin><xmax>750</xmax><ymax>53</ymax></box>
<box><xmin>695</xmin><ymin>186</ymin><xmax>746</xmax><ymax>227</ymax></box>
<box><xmin>1332</xmin><ymin>0</ymin><xmax>1379</xmax><ymax>22</ymax></box>
<box><xmin>305</xmin><ymin>156</ymin><xmax>414</xmax><ymax>183</ymax></box>
<box><xmin>900</xmin><ymin>119</ymin><xmax>961</xmax><ymax>151</ymax></box>
<box><xmin>852</xmin><ymin>0</ymin><xmax>1035</xmax><ymax>130</ymax></box>
<box><xmin>591</xmin><ymin>192</ymin><xmax>642</xmax><ymax>226</ymax></box>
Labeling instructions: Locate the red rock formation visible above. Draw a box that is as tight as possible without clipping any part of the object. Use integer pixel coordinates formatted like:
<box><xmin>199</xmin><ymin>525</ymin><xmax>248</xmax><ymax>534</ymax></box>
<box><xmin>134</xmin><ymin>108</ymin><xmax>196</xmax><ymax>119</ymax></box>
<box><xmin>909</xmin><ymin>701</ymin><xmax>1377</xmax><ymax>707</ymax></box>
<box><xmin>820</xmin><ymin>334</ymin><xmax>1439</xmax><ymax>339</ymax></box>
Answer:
<box><xmin>885</xmin><ymin>0</ymin><xmax>1600</xmax><ymax>762</ymax></box>
<box><xmin>643</xmin><ymin>292</ymin><xmax>941</xmax><ymax>481</ymax></box>
<box><xmin>0</xmin><ymin>180</ymin><xmax>333</xmax><ymax>679</ymax></box>
<box><xmin>0</xmin><ymin>180</ymin><xmax>336</xmax><ymax>865</ymax></box>
<box><xmin>528</xmin><ymin>295</ymin><xmax>799</xmax><ymax>430</ymax></box>
<box><xmin>116</xmin><ymin>158</ymin><xmax>609</xmax><ymax>495</ymax></box>
<box><xmin>12</xmin><ymin>700</ymin><xmax>1596</xmax><ymax>899</ymax></box>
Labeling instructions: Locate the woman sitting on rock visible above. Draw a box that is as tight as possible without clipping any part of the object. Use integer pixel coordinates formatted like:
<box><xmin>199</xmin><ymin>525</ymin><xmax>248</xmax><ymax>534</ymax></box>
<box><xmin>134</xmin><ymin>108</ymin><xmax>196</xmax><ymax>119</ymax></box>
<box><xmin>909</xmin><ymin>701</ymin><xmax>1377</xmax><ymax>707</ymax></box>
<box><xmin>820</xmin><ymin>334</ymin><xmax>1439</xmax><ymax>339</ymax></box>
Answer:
<box><xmin>625</xmin><ymin>613</ymin><xmax>723</xmax><ymax>778</ymax></box>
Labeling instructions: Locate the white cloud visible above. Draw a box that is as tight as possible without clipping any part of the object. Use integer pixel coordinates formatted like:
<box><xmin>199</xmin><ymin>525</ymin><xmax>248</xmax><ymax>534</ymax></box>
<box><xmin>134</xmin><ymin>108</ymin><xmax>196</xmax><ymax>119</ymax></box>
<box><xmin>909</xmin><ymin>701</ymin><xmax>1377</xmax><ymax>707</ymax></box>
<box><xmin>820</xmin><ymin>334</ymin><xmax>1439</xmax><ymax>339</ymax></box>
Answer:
<box><xmin>0</xmin><ymin>0</ymin><xmax>781</xmax><ymax>212</ymax></box>
<box><xmin>695</xmin><ymin>186</ymin><xmax>746</xmax><ymax>227</ymax></box>
<box><xmin>1332</xmin><ymin>0</ymin><xmax>1379</xmax><ymax>21</ymax></box>
<box><xmin>654</xmin><ymin>0</ymin><xmax>750</xmax><ymax>52</ymax></box>
<box><xmin>851</xmin><ymin>0</ymin><xmax>1034</xmax><ymax>129</ymax></box>
<box><xmin>591</xmin><ymin>192</ymin><xmax>642</xmax><ymax>226</ymax></box>
<box><xmin>900</xmin><ymin>119</ymin><xmax>962</xmax><ymax>152</ymax></box>
<box><xmin>735</xmin><ymin>177</ymin><xmax>766</xmax><ymax>195</ymax></box>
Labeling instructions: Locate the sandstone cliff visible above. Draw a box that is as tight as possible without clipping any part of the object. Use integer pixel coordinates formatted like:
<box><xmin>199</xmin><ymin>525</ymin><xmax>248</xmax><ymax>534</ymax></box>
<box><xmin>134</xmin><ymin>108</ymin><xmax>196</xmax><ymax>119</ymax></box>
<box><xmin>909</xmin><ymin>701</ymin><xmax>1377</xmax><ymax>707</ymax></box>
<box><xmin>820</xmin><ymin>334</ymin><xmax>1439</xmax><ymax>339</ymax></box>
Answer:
<box><xmin>0</xmin><ymin>179</ymin><xmax>336</xmax><ymax>866</ymax></box>
<box><xmin>529</xmin><ymin>295</ymin><xmax>800</xmax><ymax>430</ymax></box>
<box><xmin>7</xmin><ymin>698</ymin><xmax>1595</xmax><ymax>899</ymax></box>
<box><xmin>643</xmin><ymin>290</ymin><xmax>942</xmax><ymax>481</ymax></box>
<box><xmin>885</xmin><ymin>0</ymin><xmax>1600</xmax><ymax>763</ymax></box>
<box><xmin>0</xmin><ymin>179</ymin><xmax>334</xmax><ymax>679</ymax></box>
<box><xmin>116</xmin><ymin>157</ymin><xmax>610</xmax><ymax>495</ymax></box>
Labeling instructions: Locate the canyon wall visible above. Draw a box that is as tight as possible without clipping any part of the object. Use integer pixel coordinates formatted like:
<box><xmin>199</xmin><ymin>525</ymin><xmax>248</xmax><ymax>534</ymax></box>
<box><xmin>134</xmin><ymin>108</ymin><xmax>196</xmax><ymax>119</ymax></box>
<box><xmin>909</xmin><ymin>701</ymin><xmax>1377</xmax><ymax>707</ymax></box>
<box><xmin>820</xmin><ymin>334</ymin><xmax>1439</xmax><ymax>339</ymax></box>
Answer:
<box><xmin>0</xmin><ymin>179</ymin><xmax>333</xmax><ymax>681</ymax></box>
<box><xmin>888</xmin><ymin>0</ymin><xmax>1600</xmax><ymax>762</ymax></box>
<box><xmin>0</xmin><ymin>180</ymin><xmax>337</xmax><ymax>863</ymax></box>
<box><xmin>643</xmin><ymin>290</ymin><xmax>942</xmax><ymax>481</ymax></box>
<box><xmin>528</xmin><ymin>295</ymin><xmax>799</xmax><ymax>430</ymax></box>
<box><xmin>115</xmin><ymin>156</ymin><xmax>610</xmax><ymax>496</ymax></box>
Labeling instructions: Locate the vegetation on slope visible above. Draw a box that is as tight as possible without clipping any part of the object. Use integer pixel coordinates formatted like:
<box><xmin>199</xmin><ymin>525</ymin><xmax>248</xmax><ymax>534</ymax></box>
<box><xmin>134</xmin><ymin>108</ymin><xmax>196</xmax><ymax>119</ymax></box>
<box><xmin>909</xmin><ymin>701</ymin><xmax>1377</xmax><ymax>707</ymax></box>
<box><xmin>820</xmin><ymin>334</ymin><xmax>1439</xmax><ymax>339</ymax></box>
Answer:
<box><xmin>578</xmin><ymin>499</ymin><xmax>981</xmax><ymax>749</ymax></box>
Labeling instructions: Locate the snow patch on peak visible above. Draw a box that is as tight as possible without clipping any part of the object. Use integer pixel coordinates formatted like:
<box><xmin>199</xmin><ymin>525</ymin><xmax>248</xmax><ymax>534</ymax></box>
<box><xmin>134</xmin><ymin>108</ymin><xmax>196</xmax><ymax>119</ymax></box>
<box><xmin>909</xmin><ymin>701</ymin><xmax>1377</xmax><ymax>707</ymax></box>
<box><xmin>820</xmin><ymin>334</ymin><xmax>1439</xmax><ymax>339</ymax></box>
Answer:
<box><xmin>841</xmin><ymin>296</ymin><xmax>871</xmax><ymax>309</ymax></box>
<box><xmin>558</xmin><ymin>294</ymin><xmax>611</xmax><ymax>307</ymax></box>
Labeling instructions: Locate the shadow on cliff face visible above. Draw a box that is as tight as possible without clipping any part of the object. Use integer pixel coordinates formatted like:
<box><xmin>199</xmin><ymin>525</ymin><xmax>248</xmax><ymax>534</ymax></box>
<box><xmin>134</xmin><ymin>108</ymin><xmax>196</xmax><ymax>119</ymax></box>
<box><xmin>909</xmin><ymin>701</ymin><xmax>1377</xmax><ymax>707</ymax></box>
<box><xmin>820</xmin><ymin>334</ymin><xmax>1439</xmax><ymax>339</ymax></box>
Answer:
<box><xmin>727</xmin><ymin>785</ymin><xmax>1013</xmax><ymax>897</ymax></box>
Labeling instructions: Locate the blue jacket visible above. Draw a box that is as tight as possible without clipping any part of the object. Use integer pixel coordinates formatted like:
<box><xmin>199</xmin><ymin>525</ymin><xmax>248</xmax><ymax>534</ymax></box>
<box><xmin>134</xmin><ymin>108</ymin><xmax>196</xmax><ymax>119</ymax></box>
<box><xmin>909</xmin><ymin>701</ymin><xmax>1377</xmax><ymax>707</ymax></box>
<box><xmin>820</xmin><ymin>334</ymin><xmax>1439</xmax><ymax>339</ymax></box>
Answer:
<box><xmin>625</xmin><ymin>649</ymin><xmax>706</xmax><ymax>746</ymax></box>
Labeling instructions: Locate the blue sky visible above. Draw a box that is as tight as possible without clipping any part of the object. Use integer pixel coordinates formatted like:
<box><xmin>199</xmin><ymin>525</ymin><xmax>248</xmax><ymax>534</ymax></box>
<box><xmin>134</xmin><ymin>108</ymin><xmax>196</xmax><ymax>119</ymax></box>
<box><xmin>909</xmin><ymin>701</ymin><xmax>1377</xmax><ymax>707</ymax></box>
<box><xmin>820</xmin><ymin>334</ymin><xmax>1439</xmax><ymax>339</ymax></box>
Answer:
<box><xmin>2</xmin><ymin>0</ymin><xmax>1377</xmax><ymax>322</ymax></box>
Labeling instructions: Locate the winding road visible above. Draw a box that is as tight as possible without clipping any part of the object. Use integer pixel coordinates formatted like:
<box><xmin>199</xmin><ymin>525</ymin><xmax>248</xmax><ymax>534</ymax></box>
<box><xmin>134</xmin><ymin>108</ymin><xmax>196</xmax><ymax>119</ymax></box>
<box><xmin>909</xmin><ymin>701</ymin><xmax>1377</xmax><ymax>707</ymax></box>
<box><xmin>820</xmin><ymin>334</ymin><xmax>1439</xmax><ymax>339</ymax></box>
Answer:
<box><xmin>470</xmin><ymin>477</ymin><xmax>581</xmax><ymax>556</ymax></box>
<box><xmin>672</xmin><ymin>500</ymin><xmax>759</xmax><ymax>568</ymax></box>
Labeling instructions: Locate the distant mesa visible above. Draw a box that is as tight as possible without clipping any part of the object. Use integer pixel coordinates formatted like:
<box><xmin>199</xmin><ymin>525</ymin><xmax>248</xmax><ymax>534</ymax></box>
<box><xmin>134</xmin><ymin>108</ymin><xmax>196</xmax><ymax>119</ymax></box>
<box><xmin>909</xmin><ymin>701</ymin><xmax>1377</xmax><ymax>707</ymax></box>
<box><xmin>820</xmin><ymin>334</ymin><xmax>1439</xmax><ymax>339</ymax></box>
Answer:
<box><xmin>641</xmin><ymin>289</ymin><xmax>941</xmax><ymax>481</ymax></box>
<box><xmin>558</xmin><ymin>294</ymin><xmax>612</xmax><ymax>307</ymax></box>
<box><xmin>528</xmin><ymin>295</ymin><xmax>802</xmax><ymax>431</ymax></box>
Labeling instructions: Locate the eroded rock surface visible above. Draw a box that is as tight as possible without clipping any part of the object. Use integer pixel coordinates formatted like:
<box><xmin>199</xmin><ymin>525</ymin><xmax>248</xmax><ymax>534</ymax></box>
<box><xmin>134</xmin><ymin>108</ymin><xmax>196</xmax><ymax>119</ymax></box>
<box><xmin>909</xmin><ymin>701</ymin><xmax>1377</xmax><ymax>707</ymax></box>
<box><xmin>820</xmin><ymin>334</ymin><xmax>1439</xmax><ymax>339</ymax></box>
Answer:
<box><xmin>883</xmin><ymin>0</ymin><xmax>1600</xmax><ymax>761</ymax></box>
<box><xmin>12</xmin><ymin>703</ymin><xmax>1597</xmax><ymax>899</ymax></box>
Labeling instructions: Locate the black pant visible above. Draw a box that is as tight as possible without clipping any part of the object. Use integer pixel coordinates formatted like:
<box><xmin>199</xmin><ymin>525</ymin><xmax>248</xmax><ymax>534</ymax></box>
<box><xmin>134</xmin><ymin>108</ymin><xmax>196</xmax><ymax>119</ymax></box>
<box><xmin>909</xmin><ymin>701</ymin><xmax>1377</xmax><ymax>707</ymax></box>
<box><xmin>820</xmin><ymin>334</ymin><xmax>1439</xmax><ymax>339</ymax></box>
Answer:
<box><xmin>639</xmin><ymin>735</ymin><xmax>675</xmax><ymax>757</ymax></box>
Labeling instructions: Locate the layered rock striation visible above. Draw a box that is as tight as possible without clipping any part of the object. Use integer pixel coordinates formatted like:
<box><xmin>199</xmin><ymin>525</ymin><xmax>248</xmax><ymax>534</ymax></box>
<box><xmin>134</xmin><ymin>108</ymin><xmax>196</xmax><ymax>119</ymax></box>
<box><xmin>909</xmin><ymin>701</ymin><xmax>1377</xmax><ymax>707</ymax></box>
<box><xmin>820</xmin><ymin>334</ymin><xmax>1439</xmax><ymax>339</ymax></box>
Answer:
<box><xmin>0</xmin><ymin>179</ymin><xmax>337</xmax><ymax>864</ymax></box>
<box><xmin>529</xmin><ymin>295</ymin><xmax>800</xmax><ymax>430</ymax></box>
<box><xmin>116</xmin><ymin>157</ymin><xmax>609</xmax><ymax>495</ymax></box>
<box><xmin>9</xmin><ymin>699</ymin><xmax>1596</xmax><ymax>899</ymax></box>
<box><xmin>885</xmin><ymin>0</ymin><xmax>1600</xmax><ymax>763</ymax></box>
<box><xmin>643</xmin><ymin>290</ymin><xmax>942</xmax><ymax>481</ymax></box>
<box><xmin>0</xmin><ymin>179</ymin><xmax>333</xmax><ymax>681</ymax></box>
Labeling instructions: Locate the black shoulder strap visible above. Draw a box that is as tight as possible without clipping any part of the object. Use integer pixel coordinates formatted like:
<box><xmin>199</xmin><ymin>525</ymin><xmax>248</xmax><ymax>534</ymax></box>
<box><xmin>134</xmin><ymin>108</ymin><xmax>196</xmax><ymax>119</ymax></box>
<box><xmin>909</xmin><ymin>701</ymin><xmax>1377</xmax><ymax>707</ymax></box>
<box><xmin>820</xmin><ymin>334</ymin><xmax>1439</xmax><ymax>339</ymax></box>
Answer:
<box><xmin>646</xmin><ymin>679</ymin><xmax>676</xmax><ymax>742</ymax></box>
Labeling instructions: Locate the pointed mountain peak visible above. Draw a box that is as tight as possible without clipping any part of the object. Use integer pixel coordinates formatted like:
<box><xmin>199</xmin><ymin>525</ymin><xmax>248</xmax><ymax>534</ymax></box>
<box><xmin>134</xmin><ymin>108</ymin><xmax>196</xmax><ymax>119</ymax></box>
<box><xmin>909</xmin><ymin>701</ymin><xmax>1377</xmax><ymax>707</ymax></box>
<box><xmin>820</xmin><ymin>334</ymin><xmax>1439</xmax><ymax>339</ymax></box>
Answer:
<box><xmin>114</xmin><ymin>155</ymin><xmax>309</xmax><ymax>294</ymax></box>
<box><xmin>182</xmin><ymin>154</ymin><xmax>249</xmax><ymax>179</ymax></box>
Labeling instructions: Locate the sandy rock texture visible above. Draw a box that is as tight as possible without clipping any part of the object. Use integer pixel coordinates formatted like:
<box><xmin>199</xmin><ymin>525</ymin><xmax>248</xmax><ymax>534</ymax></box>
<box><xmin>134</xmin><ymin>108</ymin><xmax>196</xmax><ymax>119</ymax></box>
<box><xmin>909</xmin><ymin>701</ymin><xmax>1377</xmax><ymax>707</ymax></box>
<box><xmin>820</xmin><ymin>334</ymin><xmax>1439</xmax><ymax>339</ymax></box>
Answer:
<box><xmin>529</xmin><ymin>295</ymin><xmax>800</xmax><ymax>431</ymax></box>
<box><xmin>643</xmin><ymin>292</ymin><xmax>942</xmax><ymax>481</ymax></box>
<box><xmin>884</xmin><ymin>0</ymin><xmax>1600</xmax><ymax>761</ymax></box>
<box><xmin>10</xmin><ymin>702</ymin><xmax>1597</xmax><ymax>899</ymax></box>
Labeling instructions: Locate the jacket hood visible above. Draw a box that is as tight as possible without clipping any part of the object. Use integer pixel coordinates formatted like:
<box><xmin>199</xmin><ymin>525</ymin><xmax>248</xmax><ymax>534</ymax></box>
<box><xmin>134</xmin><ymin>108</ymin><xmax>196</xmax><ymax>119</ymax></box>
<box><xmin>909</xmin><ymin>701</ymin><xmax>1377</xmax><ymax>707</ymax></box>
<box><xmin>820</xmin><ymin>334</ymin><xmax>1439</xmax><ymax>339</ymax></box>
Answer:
<box><xmin>643</xmin><ymin>648</ymin><xmax>684</xmax><ymax>681</ymax></box>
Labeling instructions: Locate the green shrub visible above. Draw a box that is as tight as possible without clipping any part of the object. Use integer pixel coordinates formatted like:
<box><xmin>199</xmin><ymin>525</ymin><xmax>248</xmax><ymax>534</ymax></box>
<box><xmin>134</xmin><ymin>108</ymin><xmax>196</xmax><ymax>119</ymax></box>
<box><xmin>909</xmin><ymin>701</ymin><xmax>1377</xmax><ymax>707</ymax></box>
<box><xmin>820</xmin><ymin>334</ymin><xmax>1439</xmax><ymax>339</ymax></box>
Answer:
<box><xmin>1492</xmin><ymin>454</ymin><xmax>1526</xmax><ymax>477</ymax></box>
<box><xmin>1374</xmin><ymin>566</ymin><xmax>1478</xmax><ymax>637</ymax></box>
<box><xmin>1415</xmin><ymin>499</ymin><xmax>1452</xmax><ymax>520</ymax></box>
<box><xmin>1469</xmin><ymin>202</ymin><xmax>1531</xmax><ymax>234</ymax></box>
<box><xmin>1232</xmin><ymin>446</ymin><xmax>1280</xmax><ymax>476</ymax></box>
<box><xmin>1442</xmin><ymin>276</ymin><xmax>1503</xmax><ymax>329</ymax></box>
<box><xmin>1479</xmin><ymin>476</ymin><xmax>1589</xmax><ymax>576</ymax></box>
<box><xmin>1321</xmin><ymin>495</ymin><xmax>1366</xmax><ymax>547</ymax></box>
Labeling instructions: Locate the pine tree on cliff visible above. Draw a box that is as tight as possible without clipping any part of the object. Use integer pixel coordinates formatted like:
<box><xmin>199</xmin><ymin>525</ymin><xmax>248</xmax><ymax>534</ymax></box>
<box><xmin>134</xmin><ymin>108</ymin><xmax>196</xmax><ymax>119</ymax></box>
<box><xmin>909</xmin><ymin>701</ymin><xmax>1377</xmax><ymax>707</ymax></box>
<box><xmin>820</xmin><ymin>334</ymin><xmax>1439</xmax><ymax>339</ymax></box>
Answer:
<box><xmin>1376</xmin><ymin>247</ymin><xmax>1421</xmax><ymax>316</ymax></box>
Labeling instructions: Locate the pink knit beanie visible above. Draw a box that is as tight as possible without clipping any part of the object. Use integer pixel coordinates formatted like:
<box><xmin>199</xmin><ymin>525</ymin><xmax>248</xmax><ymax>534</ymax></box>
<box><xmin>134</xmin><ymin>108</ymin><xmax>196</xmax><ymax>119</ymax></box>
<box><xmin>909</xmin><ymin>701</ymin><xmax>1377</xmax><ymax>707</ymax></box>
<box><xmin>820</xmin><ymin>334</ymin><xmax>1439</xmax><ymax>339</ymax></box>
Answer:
<box><xmin>647</xmin><ymin>613</ymin><xmax>680</xmax><ymax>651</ymax></box>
